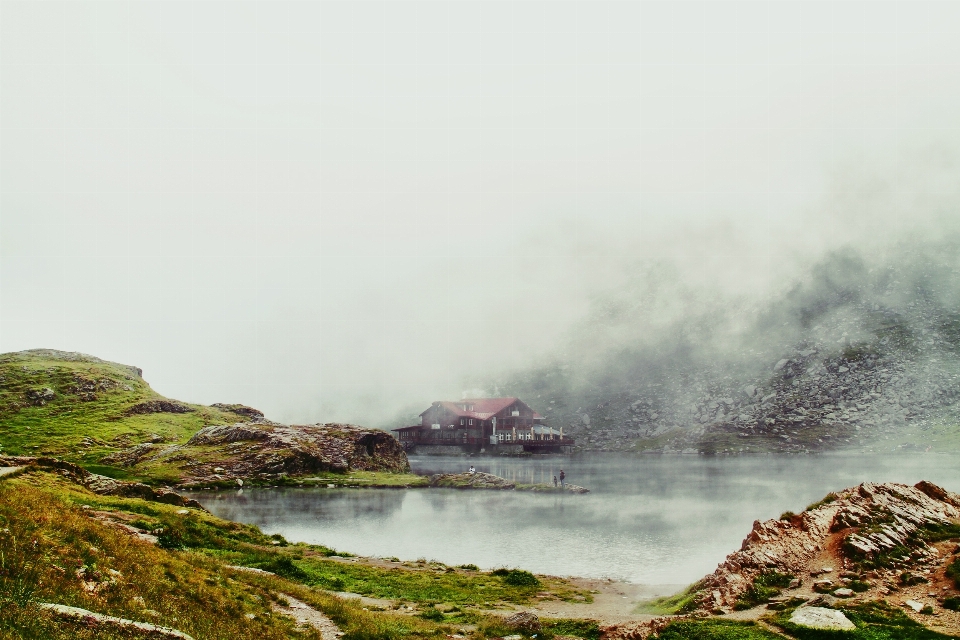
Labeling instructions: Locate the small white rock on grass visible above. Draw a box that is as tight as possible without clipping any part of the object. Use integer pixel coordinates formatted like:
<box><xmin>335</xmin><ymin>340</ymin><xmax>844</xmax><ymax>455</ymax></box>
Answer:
<box><xmin>789</xmin><ymin>606</ymin><xmax>856</xmax><ymax>631</ymax></box>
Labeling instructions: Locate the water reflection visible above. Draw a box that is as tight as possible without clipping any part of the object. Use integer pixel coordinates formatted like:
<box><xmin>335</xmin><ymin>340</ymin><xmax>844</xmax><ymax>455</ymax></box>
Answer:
<box><xmin>202</xmin><ymin>453</ymin><xmax>960</xmax><ymax>584</ymax></box>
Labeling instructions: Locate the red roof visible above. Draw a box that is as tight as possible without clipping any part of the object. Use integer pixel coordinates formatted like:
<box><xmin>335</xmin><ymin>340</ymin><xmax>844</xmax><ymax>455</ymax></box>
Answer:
<box><xmin>420</xmin><ymin>397</ymin><xmax>544</xmax><ymax>421</ymax></box>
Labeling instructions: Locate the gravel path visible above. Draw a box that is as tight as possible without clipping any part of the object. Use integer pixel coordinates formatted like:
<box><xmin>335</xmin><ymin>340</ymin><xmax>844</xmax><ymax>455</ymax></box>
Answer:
<box><xmin>273</xmin><ymin>594</ymin><xmax>343</xmax><ymax>640</ymax></box>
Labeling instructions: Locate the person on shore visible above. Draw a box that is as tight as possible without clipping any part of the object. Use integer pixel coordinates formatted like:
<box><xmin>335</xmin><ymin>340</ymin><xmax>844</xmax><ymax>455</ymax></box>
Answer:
<box><xmin>559</xmin><ymin>469</ymin><xmax>565</xmax><ymax>488</ymax></box>
<box><xmin>553</xmin><ymin>475</ymin><xmax>558</xmax><ymax>487</ymax></box>
<box><xmin>468</xmin><ymin>465</ymin><xmax>475</xmax><ymax>474</ymax></box>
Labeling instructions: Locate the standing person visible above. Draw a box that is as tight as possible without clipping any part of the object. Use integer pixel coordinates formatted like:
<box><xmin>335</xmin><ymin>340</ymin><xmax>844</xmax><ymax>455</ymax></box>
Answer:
<box><xmin>468</xmin><ymin>465</ymin><xmax>475</xmax><ymax>474</ymax></box>
<box><xmin>559</xmin><ymin>469</ymin><xmax>565</xmax><ymax>488</ymax></box>
<box><xmin>553</xmin><ymin>475</ymin><xmax>558</xmax><ymax>488</ymax></box>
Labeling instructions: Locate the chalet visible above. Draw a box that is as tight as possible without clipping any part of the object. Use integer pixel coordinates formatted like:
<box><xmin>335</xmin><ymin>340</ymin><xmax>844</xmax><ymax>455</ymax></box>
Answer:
<box><xmin>393</xmin><ymin>397</ymin><xmax>574</xmax><ymax>454</ymax></box>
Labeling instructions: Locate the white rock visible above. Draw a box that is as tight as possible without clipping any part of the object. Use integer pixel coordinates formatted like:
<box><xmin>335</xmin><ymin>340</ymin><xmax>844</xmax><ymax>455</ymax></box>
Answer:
<box><xmin>176</xmin><ymin>509</ymin><xmax>189</xmax><ymax>515</ymax></box>
<box><xmin>774</xmin><ymin>359</ymin><xmax>789</xmax><ymax>371</ymax></box>
<box><xmin>833</xmin><ymin>588</ymin><xmax>854</xmax><ymax>597</ymax></box>
<box><xmin>789</xmin><ymin>606</ymin><xmax>856</xmax><ymax>631</ymax></box>
<box><xmin>905</xmin><ymin>600</ymin><xmax>924</xmax><ymax>612</ymax></box>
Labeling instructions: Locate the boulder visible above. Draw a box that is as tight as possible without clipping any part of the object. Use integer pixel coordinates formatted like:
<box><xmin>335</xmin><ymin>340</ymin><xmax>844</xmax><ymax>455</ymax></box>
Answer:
<box><xmin>174</xmin><ymin>423</ymin><xmax>410</xmax><ymax>484</ymax></box>
<box><xmin>789</xmin><ymin>606</ymin><xmax>855</xmax><ymax>631</ymax></box>
<box><xmin>905</xmin><ymin>600</ymin><xmax>924</xmax><ymax>613</ymax></box>
<box><xmin>126</xmin><ymin>400</ymin><xmax>193</xmax><ymax>415</ymax></box>
<box><xmin>26</xmin><ymin>387</ymin><xmax>56</xmax><ymax>405</ymax></box>
<box><xmin>503</xmin><ymin>611</ymin><xmax>541</xmax><ymax>634</ymax></box>
<box><xmin>429</xmin><ymin>472</ymin><xmax>515</xmax><ymax>490</ymax></box>
<box><xmin>211</xmin><ymin>403</ymin><xmax>265</xmax><ymax>419</ymax></box>
<box><xmin>101</xmin><ymin>443</ymin><xmax>157</xmax><ymax>467</ymax></box>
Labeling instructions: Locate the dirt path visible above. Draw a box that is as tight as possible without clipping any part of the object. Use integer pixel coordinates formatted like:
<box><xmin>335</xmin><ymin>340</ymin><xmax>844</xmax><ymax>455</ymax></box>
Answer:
<box><xmin>0</xmin><ymin>466</ymin><xmax>22</xmax><ymax>478</ymax></box>
<box><xmin>518</xmin><ymin>578</ymin><xmax>684</xmax><ymax>625</ymax></box>
<box><xmin>272</xmin><ymin>594</ymin><xmax>343</xmax><ymax>640</ymax></box>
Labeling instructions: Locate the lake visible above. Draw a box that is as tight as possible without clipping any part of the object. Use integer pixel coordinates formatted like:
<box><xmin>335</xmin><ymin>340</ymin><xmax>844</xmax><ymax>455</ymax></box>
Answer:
<box><xmin>200</xmin><ymin>453</ymin><xmax>960</xmax><ymax>585</ymax></box>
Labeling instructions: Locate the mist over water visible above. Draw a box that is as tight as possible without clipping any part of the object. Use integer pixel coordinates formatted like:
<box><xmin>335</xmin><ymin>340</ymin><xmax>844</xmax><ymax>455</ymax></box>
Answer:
<box><xmin>203</xmin><ymin>453</ymin><xmax>960</xmax><ymax>584</ymax></box>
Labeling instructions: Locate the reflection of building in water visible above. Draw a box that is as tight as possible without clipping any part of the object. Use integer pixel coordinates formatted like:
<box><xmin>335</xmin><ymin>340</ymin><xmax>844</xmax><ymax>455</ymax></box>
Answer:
<box><xmin>393</xmin><ymin>397</ymin><xmax>574</xmax><ymax>455</ymax></box>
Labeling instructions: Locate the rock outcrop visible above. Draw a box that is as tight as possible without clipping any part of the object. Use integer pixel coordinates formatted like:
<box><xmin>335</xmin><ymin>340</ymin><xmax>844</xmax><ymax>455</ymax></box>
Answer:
<box><xmin>165</xmin><ymin>422</ymin><xmax>410</xmax><ymax>484</ymax></box>
<box><xmin>126</xmin><ymin>400</ymin><xmax>194</xmax><ymax>415</ymax></box>
<box><xmin>429</xmin><ymin>472</ymin><xmax>516</xmax><ymax>490</ymax></box>
<box><xmin>38</xmin><ymin>603</ymin><xmax>195</xmax><ymax>640</ymax></box>
<box><xmin>211</xmin><ymin>403</ymin><xmax>265</xmax><ymax>419</ymax></box>
<box><xmin>693</xmin><ymin>481</ymin><xmax>960</xmax><ymax>612</ymax></box>
<box><xmin>0</xmin><ymin>456</ymin><xmax>205</xmax><ymax>510</ymax></box>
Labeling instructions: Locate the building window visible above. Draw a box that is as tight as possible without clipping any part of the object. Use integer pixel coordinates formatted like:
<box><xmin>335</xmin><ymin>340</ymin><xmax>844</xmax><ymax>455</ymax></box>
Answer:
<box><xmin>460</xmin><ymin>419</ymin><xmax>465</xmax><ymax>426</ymax></box>
<box><xmin>468</xmin><ymin>419</ymin><xmax>473</xmax><ymax>425</ymax></box>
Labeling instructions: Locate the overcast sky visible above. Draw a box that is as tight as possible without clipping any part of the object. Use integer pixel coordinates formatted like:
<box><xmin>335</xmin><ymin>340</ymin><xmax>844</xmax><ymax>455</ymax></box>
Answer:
<box><xmin>2</xmin><ymin>1</ymin><xmax>960</xmax><ymax>425</ymax></box>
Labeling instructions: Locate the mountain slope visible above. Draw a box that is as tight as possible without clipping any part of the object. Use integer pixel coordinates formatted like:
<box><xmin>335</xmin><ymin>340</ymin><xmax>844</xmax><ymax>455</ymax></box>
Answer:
<box><xmin>492</xmin><ymin>235</ymin><xmax>960</xmax><ymax>454</ymax></box>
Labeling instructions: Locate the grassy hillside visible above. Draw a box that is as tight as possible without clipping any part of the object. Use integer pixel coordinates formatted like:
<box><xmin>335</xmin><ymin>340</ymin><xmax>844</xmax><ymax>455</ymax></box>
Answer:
<box><xmin>0</xmin><ymin>350</ymin><xmax>246</xmax><ymax>476</ymax></box>
<box><xmin>0</xmin><ymin>468</ymin><xmax>594</xmax><ymax>640</ymax></box>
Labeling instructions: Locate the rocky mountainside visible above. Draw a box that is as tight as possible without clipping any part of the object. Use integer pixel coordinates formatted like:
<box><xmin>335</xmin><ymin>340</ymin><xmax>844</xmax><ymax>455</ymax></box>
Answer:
<box><xmin>493</xmin><ymin>237</ymin><xmax>960</xmax><ymax>454</ymax></box>
<box><xmin>694</xmin><ymin>480</ymin><xmax>960</xmax><ymax>612</ymax></box>
<box><xmin>604</xmin><ymin>480</ymin><xmax>960</xmax><ymax>639</ymax></box>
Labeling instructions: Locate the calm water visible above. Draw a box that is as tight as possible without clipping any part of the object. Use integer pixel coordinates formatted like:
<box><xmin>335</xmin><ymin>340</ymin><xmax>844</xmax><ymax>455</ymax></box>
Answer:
<box><xmin>201</xmin><ymin>454</ymin><xmax>960</xmax><ymax>584</ymax></box>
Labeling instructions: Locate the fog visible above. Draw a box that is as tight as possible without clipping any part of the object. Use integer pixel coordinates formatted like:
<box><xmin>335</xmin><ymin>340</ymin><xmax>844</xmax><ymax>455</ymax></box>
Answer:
<box><xmin>203</xmin><ymin>453</ymin><xmax>960</xmax><ymax>583</ymax></box>
<box><xmin>3</xmin><ymin>1</ymin><xmax>960</xmax><ymax>426</ymax></box>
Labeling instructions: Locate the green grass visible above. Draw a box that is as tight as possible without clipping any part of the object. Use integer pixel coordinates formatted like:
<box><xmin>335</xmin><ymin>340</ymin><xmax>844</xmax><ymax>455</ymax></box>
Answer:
<box><xmin>733</xmin><ymin>572</ymin><xmax>794</xmax><ymax>610</ymax></box>
<box><xmin>947</xmin><ymin>557</ymin><xmax>960</xmax><ymax>589</ymax></box>
<box><xmin>652</xmin><ymin>601</ymin><xmax>960</xmax><ymax>640</ymax></box>
<box><xmin>653</xmin><ymin>619</ymin><xmax>783</xmax><ymax>639</ymax></box>
<box><xmin>635</xmin><ymin>583</ymin><xmax>702</xmax><ymax>614</ymax></box>
<box><xmin>805</xmin><ymin>492</ymin><xmax>838</xmax><ymax>511</ymax></box>
<box><xmin>0</xmin><ymin>351</ymin><xmax>245</xmax><ymax>478</ymax></box>
<box><xmin>231</xmin><ymin>555</ymin><xmax>579</xmax><ymax>606</ymax></box>
<box><xmin>775</xmin><ymin>601</ymin><xmax>958</xmax><ymax>640</ymax></box>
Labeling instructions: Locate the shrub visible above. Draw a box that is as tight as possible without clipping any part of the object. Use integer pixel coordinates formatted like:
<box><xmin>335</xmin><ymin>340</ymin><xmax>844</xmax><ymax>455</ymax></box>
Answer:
<box><xmin>258</xmin><ymin>556</ymin><xmax>308</xmax><ymax>581</ymax></box>
<box><xmin>733</xmin><ymin>572</ymin><xmax>794</xmax><ymax>610</ymax></box>
<box><xmin>899</xmin><ymin>571</ymin><xmax>928</xmax><ymax>586</ymax></box>
<box><xmin>805</xmin><ymin>493</ymin><xmax>837</xmax><ymax>511</ymax></box>
<box><xmin>779</xmin><ymin>511</ymin><xmax>796</xmax><ymax>521</ymax></box>
<box><xmin>849</xmin><ymin>580</ymin><xmax>871</xmax><ymax>592</ymax></box>
<box><xmin>503</xmin><ymin>569</ymin><xmax>540</xmax><ymax>587</ymax></box>
<box><xmin>942</xmin><ymin>596</ymin><xmax>960</xmax><ymax>611</ymax></box>
<box><xmin>418</xmin><ymin>607</ymin><xmax>445</xmax><ymax>621</ymax></box>
<box><xmin>457</xmin><ymin>564</ymin><xmax>479</xmax><ymax>571</ymax></box>
<box><xmin>543</xmin><ymin>618</ymin><xmax>601</xmax><ymax>640</ymax></box>
<box><xmin>947</xmin><ymin>557</ymin><xmax>960</xmax><ymax>589</ymax></box>
<box><xmin>156</xmin><ymin>527</ymin><xmax>185</xmax><ymax>550</ymax></box>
